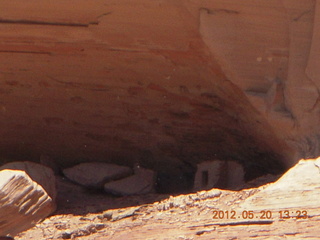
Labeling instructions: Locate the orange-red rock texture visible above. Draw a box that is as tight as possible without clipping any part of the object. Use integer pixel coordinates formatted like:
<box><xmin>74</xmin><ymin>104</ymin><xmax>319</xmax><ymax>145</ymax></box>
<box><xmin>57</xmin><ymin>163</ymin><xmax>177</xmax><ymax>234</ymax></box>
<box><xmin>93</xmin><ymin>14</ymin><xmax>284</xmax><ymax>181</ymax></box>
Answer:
<box><xmin>1</xmin><ymin>0</ymin><xmax>320</xmax><ymax>182</ymax></box>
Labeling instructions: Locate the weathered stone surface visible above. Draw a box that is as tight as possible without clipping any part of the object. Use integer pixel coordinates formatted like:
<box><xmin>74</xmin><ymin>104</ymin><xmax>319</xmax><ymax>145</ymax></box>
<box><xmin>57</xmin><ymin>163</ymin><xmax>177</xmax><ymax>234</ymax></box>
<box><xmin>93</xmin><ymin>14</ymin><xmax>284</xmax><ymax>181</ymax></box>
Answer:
<box><xmin>0</xmin><ymin>170</ymin><xmax>55</xmax><ymax>237</ymax></box>
<box><xmin>193</xmin><ymin>160</ymin><xmax>244</xmax><ymax>190</ymax></box>
<box><xmin>307</xmin><ymin>0</ymin><xmax>320</xmax><ymax>84</ymax></box>
<box><xmin>193</xmin><ymin>161</ymin><xmax>224</xmax><ymax>191</ymax></box>
<box><xmin>101</xmin><ymin>206</ymin><xmax>142</xmax><ymax>222</ymax></box>
<box><xmin>0</xmin><ymin>161</ymin><xmax>56</xmax><ymax>201</ymax></box>
<box><xmin>63</xmin><ymin>162</ymin><xmax>133</xmax><ymax>189</ymax></box>
<box><xmin>104</xmin><ymin>167</ymin><xmax>155</xmax><ymax>196</ymax></box>
<box><xmin>0</xmin><ymin>0</ymin><xmax>296</xmax><ymax>182</ymax></box>
<box><xmin>239</xmin><ymin>157</ymin><xmax>320</xmax><ymax>212</ymax></box>
<box><xmin>3</xmin><ymin>0</ymin><xmax>320</xmax><ymax>193</ymax></box>
<box><xmin>13</xmin><ymin>158</ymin><xmax>320</xmax><ymax>239</ymax></box>
<box><xmin>198</xmin><ymin>0</ymin><xmax>320</xmax><ymax>161</ymax></box>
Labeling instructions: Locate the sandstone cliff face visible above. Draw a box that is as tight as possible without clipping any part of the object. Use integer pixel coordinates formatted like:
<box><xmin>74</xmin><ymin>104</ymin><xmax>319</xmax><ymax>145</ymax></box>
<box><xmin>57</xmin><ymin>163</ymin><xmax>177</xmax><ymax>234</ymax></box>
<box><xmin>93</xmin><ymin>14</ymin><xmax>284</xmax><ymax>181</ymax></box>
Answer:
<box><xmin>0</xmin><ymin>0</ymin><xmax>319</xmax><ymax>190</ymax></box>
<box><xmin>199</xmin><ymin>0</ymin><xmax>320</xmax><ymax>160</ymax></box>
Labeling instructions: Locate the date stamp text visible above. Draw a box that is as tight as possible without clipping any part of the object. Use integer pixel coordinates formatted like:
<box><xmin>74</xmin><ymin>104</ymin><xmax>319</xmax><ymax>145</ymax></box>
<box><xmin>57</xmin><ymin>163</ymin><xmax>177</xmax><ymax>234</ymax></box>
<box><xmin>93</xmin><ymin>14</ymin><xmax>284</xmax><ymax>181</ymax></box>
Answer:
<box><xmin>212</xmin><ymin>210</ymin><xmax>308</xmax><ymax>220</ymax></box>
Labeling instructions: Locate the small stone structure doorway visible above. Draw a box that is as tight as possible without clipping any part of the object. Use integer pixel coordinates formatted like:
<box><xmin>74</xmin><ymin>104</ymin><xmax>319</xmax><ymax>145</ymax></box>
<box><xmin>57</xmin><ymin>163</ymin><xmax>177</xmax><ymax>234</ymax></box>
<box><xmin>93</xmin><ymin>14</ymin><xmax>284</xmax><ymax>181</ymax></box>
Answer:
<box><xmin>193</xmin><ymin>160</ymin><xmax>245</xmax><ymax>191</ymax></box>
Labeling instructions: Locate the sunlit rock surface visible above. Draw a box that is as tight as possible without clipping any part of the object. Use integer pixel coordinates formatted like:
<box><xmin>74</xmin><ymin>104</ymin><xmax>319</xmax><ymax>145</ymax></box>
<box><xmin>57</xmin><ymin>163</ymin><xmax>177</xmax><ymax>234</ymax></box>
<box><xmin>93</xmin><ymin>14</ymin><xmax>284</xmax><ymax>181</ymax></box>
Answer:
<box><xmin>240</xmin><ymin>157</ymin><xmax>320</xmax><ymax>211</ymax></box>
<box><xmin>0</xmin><ymin>170</ymin><xmax>55</xmax><ymax>237</ymax></box>
<box><xmin>0</xmin><ymin>161</ymin><xmax>57</xmax><ymax>201</ymax></box>
<box><xmin>1</xmin><ymin>0</ymin><xmax>320</xmax><ymax>188</ymax></box>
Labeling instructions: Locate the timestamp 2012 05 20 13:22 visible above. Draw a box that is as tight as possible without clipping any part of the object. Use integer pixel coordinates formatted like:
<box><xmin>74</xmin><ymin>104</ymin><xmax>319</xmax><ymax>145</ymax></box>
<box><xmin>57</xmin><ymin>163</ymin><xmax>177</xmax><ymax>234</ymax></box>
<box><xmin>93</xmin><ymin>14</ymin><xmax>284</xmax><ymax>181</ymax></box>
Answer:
<box><xmin>212</xmin><ymin>210</ymin><xmax>308</xmax><ymax>220</ymax></box>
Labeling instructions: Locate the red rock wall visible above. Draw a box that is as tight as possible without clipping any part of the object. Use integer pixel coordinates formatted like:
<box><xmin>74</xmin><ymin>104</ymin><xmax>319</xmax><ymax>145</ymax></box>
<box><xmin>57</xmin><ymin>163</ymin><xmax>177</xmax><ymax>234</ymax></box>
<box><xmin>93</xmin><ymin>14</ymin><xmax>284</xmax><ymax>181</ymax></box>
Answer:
<box><xmin>3</xmin><ymin>0</ymin><xmax>316</xmax><ymax>180</ymax></box>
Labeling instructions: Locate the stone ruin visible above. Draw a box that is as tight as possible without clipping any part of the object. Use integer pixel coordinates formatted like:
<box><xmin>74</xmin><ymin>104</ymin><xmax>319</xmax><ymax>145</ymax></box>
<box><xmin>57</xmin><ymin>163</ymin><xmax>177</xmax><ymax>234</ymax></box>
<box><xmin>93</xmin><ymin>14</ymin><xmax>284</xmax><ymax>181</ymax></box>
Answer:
<box><xmin>193</xmin><ymin>160</ymin><xmax>245</xmax><ymax>191</ymax></box>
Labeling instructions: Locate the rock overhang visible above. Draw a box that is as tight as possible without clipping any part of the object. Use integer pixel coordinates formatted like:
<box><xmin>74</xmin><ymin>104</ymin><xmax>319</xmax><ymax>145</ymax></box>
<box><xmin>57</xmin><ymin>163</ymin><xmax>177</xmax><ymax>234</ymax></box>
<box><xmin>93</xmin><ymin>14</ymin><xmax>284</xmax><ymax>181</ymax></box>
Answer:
<box><xmin>0</xmin><ymin>0</ymin><xmax>307</xmax><ymax>192</ymax></box>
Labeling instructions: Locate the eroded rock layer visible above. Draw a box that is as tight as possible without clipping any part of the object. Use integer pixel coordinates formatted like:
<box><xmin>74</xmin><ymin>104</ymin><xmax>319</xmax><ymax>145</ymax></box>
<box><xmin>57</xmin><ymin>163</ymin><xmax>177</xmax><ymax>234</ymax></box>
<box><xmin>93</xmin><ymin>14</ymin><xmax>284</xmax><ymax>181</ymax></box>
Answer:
<box><xmin>1</xmin><ymin>0</ymin><xmax>319</xmax><ymax>189</ymax></box>
<box><xmin>0</xmin><ymin>169</ymin><xmax>55</xmax><ymax>237</ymax></box>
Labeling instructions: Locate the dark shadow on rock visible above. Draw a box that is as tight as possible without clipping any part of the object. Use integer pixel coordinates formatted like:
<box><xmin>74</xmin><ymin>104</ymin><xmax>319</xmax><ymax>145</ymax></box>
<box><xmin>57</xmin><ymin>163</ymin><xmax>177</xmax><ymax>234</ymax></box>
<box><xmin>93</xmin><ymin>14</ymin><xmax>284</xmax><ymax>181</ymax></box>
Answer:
<box><xmin>52</xmin><ymin>157</ymin><xmax>284</xmax><ymax>217</ymax></box>
<box><xmin>54</xmin><ymin>176</ymin><xmax>171</xmax><ymax>216</ymax></box>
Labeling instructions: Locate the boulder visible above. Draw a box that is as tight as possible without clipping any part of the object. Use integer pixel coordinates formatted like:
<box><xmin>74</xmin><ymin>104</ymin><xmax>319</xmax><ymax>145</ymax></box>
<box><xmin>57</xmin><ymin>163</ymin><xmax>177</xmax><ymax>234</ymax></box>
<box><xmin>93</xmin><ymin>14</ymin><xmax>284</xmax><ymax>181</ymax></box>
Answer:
<box><xmin>63</xmin><ymin>162</ymin><xmax>133</xmax><ymax>189</ymax></box>
<box><xmin>239</xmin><ymin>157</ymin><xmax>320</xmax><ymax>212</ymax></box>
<box><xmin>0</xmin><ymin>161</ymin><xmax>57</xmax><ymax>201</ymax></box>
<box><xmin>0</xmin><ymin>170</ymin><xmax>55</xmax><ymax>237</ymax></box>
<box><xmin>104</xmin><ymin>166</ymin><xmax>155</xmax><ymax>196</ymax></box>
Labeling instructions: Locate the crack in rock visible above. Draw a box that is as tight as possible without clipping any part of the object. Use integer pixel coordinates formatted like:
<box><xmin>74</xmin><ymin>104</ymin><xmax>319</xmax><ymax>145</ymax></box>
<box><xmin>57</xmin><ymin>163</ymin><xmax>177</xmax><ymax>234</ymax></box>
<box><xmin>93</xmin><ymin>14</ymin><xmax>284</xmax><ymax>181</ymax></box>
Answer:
<box><xmin>0</xmin><ymin>12</ymin><xmax>112</xmax><ymax>28</ymax></box>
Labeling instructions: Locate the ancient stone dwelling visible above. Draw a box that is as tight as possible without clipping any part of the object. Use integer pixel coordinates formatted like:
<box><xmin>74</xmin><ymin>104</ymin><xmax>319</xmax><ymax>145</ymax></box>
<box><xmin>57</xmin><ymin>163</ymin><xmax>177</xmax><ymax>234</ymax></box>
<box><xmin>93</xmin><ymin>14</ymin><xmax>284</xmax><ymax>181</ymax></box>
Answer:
<box><xmin>193</xmin><ymin>160</ymin><xmax>244</xmax><ymax>191</ymax></box>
